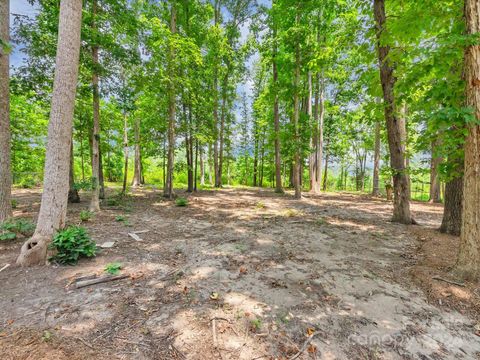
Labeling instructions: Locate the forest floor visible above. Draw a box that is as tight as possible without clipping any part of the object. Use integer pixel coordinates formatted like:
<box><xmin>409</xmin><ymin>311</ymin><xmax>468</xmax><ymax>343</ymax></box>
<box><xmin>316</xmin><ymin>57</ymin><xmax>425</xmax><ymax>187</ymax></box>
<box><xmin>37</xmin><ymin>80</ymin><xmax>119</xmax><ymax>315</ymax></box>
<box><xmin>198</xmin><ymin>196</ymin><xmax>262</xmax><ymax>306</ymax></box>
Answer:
<box><xmin>1</xmin><ymin>187</ymin><xmax>480</xmax><ymax>360</ymax></box>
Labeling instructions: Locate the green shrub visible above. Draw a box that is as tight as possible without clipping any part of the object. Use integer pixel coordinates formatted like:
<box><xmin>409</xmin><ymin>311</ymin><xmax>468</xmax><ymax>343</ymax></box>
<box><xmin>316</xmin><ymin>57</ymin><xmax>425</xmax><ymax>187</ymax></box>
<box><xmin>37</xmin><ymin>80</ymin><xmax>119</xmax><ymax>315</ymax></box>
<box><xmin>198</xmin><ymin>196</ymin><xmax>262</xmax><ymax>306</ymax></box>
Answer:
<box><xmin>11</xmin><ymin>199</ymin><xmax>18</xmax><ymax>209</ymax></box>
<box><xmin>18</xmin><ymin>177</ymin><xmax>36</xmax><ymax>189</ymax></box>
<box><xmin>104</xmin><ymin>262</ymin><xmax>122</xmax><ymax>275</ymax></box>
<box><xmin>0</xmin><ymin>219</ymin><xmax>35</xmax><ymax>240</ymax></box>
<box><xmin>175</xmin><ymin>197</ymin><xmax>188</xmax><ymax>207</ymax></box>
<box><xmin>49</xmin><ymin>226</ymin><xmax>97</xmax><ymax>265</ymax></box>
<box><xmin>73</xmin><ymin>178</ymin><xmax>95</xmax><ymax>191</ymax></box>
<box><xmin>79</xmin><ymin>210</ymin><xmax>93</xmax><ymax>222</ymax></box>
<box><xmin>105</xmin><ymin>197</ymin><xmax>120</xmax><ymax>206</ymax></box>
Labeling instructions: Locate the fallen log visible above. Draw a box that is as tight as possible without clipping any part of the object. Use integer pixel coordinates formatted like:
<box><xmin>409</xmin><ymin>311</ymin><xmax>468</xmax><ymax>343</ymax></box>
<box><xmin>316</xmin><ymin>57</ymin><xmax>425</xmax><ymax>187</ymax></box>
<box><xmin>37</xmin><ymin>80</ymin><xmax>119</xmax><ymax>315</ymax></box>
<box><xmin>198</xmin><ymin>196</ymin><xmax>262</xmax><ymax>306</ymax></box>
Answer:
<box><xmin>75</xmin><ymin>274</ymin><xmax>129</xmax><ymax>289</ymax></box>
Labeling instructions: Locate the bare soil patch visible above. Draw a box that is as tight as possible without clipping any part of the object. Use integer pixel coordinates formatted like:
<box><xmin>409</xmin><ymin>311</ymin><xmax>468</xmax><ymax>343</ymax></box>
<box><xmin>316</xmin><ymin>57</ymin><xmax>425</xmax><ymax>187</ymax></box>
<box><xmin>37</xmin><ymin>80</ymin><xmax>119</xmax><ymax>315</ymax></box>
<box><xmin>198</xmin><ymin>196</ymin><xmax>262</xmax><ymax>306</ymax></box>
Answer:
<box><xmin>1</xmin><ymin>188</ymin><xmax>479</xmax><ymax>359</ymax></box>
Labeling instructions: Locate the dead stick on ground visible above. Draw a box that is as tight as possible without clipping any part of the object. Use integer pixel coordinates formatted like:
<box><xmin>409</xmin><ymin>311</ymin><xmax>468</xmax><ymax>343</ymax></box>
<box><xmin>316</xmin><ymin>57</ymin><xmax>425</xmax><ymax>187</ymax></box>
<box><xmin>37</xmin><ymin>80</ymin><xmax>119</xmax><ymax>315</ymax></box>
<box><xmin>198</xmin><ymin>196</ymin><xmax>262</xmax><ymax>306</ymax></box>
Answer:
<box><xmin>75</xmin><ymin>274</ymin><xmax>129</xmax><ymax>289</ymax></box>
<box><xmin>75</xmin><ymin>337</ymin><xmax>94</xmax><ymax>349</ymax></box>
<box><xmin>0</xmin><ymin>264</ymin><xmax>10</xmax><ymax>273</ymax></box>
<box><xmin>288</xmin><ymin>332</ymin><xmax>318</xmax><ymax>360</ymax></box>
<box><xmin>432</xmin><ymin>276</ymin><xmax>465</xmax><ymax>287</ymax></box>
<box><xmin>212</xmin><ymin>318</ymin><xmax>218</xmax><ymax>348</ymax></box>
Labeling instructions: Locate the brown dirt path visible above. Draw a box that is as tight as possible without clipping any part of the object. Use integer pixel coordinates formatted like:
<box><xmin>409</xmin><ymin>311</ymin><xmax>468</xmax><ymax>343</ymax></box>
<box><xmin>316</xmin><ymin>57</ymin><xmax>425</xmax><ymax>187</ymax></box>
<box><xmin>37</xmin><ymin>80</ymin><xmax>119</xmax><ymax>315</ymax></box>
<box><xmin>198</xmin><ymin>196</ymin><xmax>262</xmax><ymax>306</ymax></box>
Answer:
<box><xmin>0</xmin><ymin>188</ymin><xmax>479</xmax><ymax>359</ymax></box>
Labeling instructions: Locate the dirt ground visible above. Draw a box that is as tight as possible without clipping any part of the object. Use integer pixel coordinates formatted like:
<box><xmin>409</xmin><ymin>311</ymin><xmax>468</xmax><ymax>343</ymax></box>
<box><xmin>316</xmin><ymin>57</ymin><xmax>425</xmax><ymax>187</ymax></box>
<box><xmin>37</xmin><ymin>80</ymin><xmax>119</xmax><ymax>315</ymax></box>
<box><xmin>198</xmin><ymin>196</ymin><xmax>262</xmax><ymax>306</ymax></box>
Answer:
<box><xmin>1</xmin><ymin>187</ymin><xmax>480</xmax><ymax>360</ymax></box>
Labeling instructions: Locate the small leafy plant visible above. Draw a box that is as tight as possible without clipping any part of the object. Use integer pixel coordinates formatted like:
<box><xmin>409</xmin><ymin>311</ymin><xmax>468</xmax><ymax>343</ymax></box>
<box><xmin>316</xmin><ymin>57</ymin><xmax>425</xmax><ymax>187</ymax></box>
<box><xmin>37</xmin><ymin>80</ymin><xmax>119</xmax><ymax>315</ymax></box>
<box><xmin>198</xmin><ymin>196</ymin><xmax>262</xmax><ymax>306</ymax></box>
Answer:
<box><xmin>11</xmin><ymin>199</ymin><xmax>18</xmax><ymax>209</ymax></box>
<box><xmin>0</xmin><ymin>219</ymin><xmax>35</xmax><ymax>241</ymax></box>
<box><xmin>73</xmin><ymin>178</ymin><xmax>95</xmax><ymax>191</ymax></box>
<box><xmin>175</xmin><ymin>197</ymin><xmax>188</xmax><ymax>207</ymax></box>
<box><xmin>49</xmin><ymin>226</ymin><xmax>97</xmax><ymax>265</ymax></box>
<box><xmin>79</xmin><ymin>210</ymin><xmax>93</xmax><ymax>222</ymax></box>
<box><xmin>104</xmin><ymin>262</ymin><xmax>122</xmax><ymax>275</ymax></box>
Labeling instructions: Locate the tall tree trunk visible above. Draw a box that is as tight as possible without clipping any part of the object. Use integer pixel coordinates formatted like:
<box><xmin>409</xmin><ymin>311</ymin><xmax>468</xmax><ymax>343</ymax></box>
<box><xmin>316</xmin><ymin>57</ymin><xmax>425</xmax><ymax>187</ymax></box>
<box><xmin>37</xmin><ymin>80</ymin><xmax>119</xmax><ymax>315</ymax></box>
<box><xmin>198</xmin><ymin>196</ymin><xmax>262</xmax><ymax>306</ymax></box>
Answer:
<box><xmin>132</xmin><ymin>117</ymin><xmax>142</xmax><ymax>187</ymax></box>
<box><xmin>457</xmin><ymin>0</ymin><xmax>480</xmax><ymax>280</ymax></box>
<box><xmin>253</xmin><ymin>121</ymin><xmax>258</xmax><ymax>187</ymax></box>
<box><xmin>322</xmin><ymin>148</ymin><xmax>329</xmax><ymax>191</ymax></box>
<box><xmin>17</xmin><ymin>0</ymin><xmax>82</xmax><ymax>266</ymax></box>
<box><xmin>292</xmin><ymin>12</ymin><xmax>302</xmax><ymax>199</ymax></box>
<box><xmin>272</xmin><ymin>24</ymin><xmax>283</xmax><ymax>194</ymax></box>
<box><xmin>99</xmin><ymin>145</ymin><xmax>105</xmax><ymax>199</ymax></box>
<box><xmin>374</xmin><ymin>0</ymin><xmax>412</xmax><ymax>224</ymax></box>
<box><xmin>194</xmin><ymin>138</ymin><xmax>198</xmax><ymax>191</ymax></box>
<box><xmin>212</xmin><ymin>0</ymin><xmax>220</xmax><ymax>189</ymax></box>
<box><xmin>89</xmin><ymin>0</ymin><xmax>101</xmax><ymax>212</ymax></box>
<box><xmin>164</xmin><ymin>3</ymin><xmax>176</xmax><ymax>199</ymax></box>
<box><xmin>310</xmin><ymin>72</ymin><xmax>324</xmax><ymax>194</ymax></box>
<box><xmin>200</xmin><ymin>145</ymin><xmax>205</xmax><ymax>186</ymax></box>
<box><xmin>68</xmin><ymin>141</ymin><xmax>80</xmax><ymax>203</ymax></box>
<box><xmin>122</xmin><ymin>113</ymin><xmax>129</xmax><ymax>194</ymax></box>
<box><xmin>208</xmin><ymin>143</ymin><xmax>214</xmax><ymax>185</ymax></box>
<box><xmin>429</xmin><ymin>140</ymin><xmax>442</xmax><ymax>203</ymax></box>
<box><xmin>0</xmin><ymin>0</ymin><xmax>12</xmax><ymax>222</ymax></box>
<box><xmin>216</xmin><ymin>75</ymin><xmax>228</xmax><ymax>188</ymax></box>
<box><xmin>372</xmin><ymin>121</ymin><xmax>381</xmax><ymax>196</ymax></box>
<box><xmin>440</xmin><ymin>173</ymin><xmax>463</xmax><ymax>236</ymax></box>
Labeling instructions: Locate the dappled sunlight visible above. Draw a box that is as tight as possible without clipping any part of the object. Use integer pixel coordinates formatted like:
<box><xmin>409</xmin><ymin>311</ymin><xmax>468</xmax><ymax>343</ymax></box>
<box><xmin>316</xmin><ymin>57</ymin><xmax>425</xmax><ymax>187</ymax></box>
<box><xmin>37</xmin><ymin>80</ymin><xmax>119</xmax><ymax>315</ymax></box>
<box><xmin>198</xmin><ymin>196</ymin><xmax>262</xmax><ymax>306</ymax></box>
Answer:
<box><xmin>2</xmin><ymin>188</ymin><xmax>479</xmax><ymax>359</ymax></box>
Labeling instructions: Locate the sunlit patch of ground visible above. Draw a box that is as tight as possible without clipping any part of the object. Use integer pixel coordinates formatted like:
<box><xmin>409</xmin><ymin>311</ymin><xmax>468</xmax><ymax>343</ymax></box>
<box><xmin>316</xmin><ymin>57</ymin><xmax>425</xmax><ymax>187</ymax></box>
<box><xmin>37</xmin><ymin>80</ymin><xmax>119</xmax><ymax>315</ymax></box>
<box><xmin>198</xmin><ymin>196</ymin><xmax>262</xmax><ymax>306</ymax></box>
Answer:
<box><xmin>1</xmin><ymin>187</ymin><xmax>479</xmax><ymax>359</ymax></box>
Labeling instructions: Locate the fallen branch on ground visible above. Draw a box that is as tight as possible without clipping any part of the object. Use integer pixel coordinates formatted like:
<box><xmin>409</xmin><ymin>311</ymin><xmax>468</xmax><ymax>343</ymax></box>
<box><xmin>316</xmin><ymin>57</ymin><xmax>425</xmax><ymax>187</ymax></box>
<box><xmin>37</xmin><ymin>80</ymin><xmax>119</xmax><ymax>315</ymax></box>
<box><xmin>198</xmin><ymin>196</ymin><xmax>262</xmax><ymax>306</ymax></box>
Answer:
<box><xmin>288</xmin><ymin>332</ymin><xmax>319</xmax><ymax>360</ymax></box>
<box><xmin>432</xmin><ymin>276</ymin><xmax>465</xmax><ymax>287</ymax></box>
<box><xmin>128</xmin><ymin>232</ymin><xmax>143</xmax><ymax>241</ymax></box>
<box><xmin>0</xmin><ymin>264</ymin><xmax>10</xmax><ymax>273</ymax></box>
<box><xmin>75</xmin><ymin>274</ymin><xmax>129</xmax><ymax>289</ymax></box>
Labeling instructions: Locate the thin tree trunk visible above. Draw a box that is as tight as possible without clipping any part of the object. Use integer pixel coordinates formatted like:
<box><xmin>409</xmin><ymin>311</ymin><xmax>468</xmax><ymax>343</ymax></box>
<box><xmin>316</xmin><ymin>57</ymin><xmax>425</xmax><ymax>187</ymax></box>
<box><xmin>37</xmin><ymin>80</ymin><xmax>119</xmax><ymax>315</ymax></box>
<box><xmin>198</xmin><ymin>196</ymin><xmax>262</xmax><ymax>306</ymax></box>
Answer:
<box><xmin>208</xmin><ymin>143</ymin><xmax>213</xmax><ymax>185</ymax></box>
<box><xmin>68</xmin><ymin>141</ymin><xmax>80</xmax><ymax>203</ymax></box>
<box><xmin>200</xmin><ymin>145</ymin><xmax>205</xmax><ymax>186</ymax></box>
<box><xmin>374</xmin><ymin>0</ymin><xmax>412</xmax><ymax>224</ymax></box>
<box><xmin>164</xmin><ymin>3</ymin><xmax>176</xmax><ymax>199</ymax></box>
<box><xmin>457</xmin><ymin>0</ymin><xmax>480</xmax><ymax>280</ymax></box>
<box><xmin>292</xmin><ymin>11</ymin><xmax>302</xmax><ymax>199</ymax></box>
<box><xmin>0</xmin><ymin>0</ymin><xmax>12</xmax><ymax>222</ymax></box>
<box><xmin>429</xmin><ymin>140</ymin><xmax>442</xmax><ymax>203</ymax></box>
<box><xmin>122</xmin><ymin>113</ymin><xmax>129</xmax><ymax>194</ymax></box>
<box><xmin>372</xmin><ymin>121</ymin><xmax>381</xmax><ymax>196</ymax></box>
<box><xmin>216</xmin><ymin>77</ymin><xmax>228</xmax><ymax>188</ymax></box>
<box><xmin>310</xmin><ymin>72</ymin><xmax>324</xmax><ymax>193</ymax></box>
<box><xmin>194</xmin><ymin>138</ymin><xmax>198</xmax><ymax>191</ymax></box>
<box><xmin>17</xmin><ymin>0</ymin><xmax>83</xmax><ymax>266</ymax></box>
<box><xmin>132</xmin><ymin>117</ymin><xmax>142</xmax><ymax>187</ymax></box>
<box><xmin>99</xmin><ymin>145</ymin><xmax>105</xmax><ymax>199</ymax></box>
<box><xmin>322</xmin><ymin>149</ymin><xmax>329</xmax><ymax>191</ymax></box>
<box><xmin>89</xmin><ymin>0</ymin><xmax>101</xmax><ymax>212</ymax></box>
<box><xmin>272</xmin><ymin>23</ymin><xmax>283</xmax><ymax>193</ymax></box>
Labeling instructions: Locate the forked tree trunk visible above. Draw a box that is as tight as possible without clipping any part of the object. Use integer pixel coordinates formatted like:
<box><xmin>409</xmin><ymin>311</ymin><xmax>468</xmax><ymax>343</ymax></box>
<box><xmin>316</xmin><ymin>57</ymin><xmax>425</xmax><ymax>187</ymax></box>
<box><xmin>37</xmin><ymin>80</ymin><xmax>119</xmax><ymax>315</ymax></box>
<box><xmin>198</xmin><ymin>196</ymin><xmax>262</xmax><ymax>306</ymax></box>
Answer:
<box><xmin>374</xmin><ymin>0</ymin><xmax>412</xmax><ymax>224</ymax></box>
<box><xmin>132</xmin><ymin>117</ymin><xmax>142</xmax><ymax>187</ymax></box>
<box><xmin>89</xmin><ymin>0</ymin><xmax>101</xmax><ymax>212</ymax></box>
<box><xmin>0</xmin><ymin>0</ymin><xmax>12</xmax><ymax>222</ymax></box>
<box><xmin>68</xmin><ymin>141</ymin><xmax>80</xmax><ymax>203</ymax></box>
<box><xmin>272</xmin><ymin>23</ymin><xmax>283</xmax><ymax>194</ymax></box>
<box><xmin>440</xmin><ymin>173</ymin><xmax>463</xmax><ymax>236</ymax></box>
<box><xmin>17</xmin><ymin>0</ymin><xmax>83</xmax><ymax>266</ymax></box>
<box><xmin>164</xmin><ymin>3</ymin><xmax>176</xmax><ymax>199</ymax></box>
<box><xmin>457</xmin><ymin>0</ymin><xmax>480</xmax><ymax>280</ymax></box>
<box><xmin>122</xmin><ymin>113</ymin><xmax>129</xmax><ymax>194</ymax></box>
<box><xmin>372</xmin><ymin>121</ymin><xmax>381</xmax><ymax>196</ymax></box>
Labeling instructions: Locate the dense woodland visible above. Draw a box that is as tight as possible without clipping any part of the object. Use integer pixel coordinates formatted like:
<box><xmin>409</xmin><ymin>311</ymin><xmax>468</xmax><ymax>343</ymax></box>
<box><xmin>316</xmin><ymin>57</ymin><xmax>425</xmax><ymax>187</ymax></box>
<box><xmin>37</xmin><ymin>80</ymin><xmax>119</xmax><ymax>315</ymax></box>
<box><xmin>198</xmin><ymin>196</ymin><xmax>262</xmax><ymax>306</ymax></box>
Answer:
<box><xmin>0</xmin><ymin>0</ymin><xmax>479</xmax><ymax>279</ymax></box>
<box><xmin>3</xmin><ymin>1</ymin><xmax>480</xmax><ymax>358</ymax></box>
